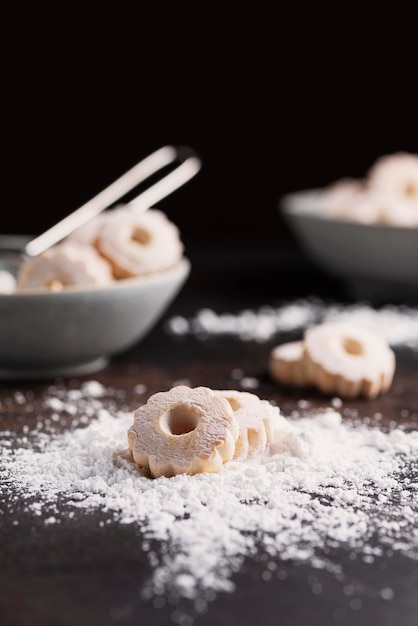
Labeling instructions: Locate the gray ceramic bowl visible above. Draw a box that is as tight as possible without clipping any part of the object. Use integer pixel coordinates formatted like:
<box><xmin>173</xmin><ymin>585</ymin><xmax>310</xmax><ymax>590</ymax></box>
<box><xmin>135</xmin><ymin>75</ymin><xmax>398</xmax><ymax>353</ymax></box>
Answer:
<box><xmin>0</xmin><ymin>236</ymin><xmax>190</xmax><ymax>379</ymax></box>
<box><xmin>281</xmin><ymin>190</ymin><xmax>418</xmax><ymax>301</ymax></box>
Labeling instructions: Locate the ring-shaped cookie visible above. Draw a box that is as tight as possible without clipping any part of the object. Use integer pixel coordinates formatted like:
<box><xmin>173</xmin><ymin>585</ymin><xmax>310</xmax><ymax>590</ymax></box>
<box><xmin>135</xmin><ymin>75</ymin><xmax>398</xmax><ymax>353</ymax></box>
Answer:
<box><xmin>66</xmin><ymin>211</ymin><xmax>112</xmax><ymax>246</ymax></box>
<box><xmin>16</xmin><ymin>242</ymin><xmax>113</xmax><ymax>291</ymax></box>
<box><xmin>304</xmin><ymin>322</ymin><xmax>395</xmax><ymax>398</ymax></box>
<box><xmin>214</xmin><ymin>390</ymin><xmax>279</xmax><ymax>460</ymax></box>
<box><xmin>367</xmin><ymin>152</ymin><xmax>418</xmax><ymax>201</ymax></box>
<box><xmin>320</xmin><ymin>178</ymin><xmax>362</xmax><ymax>218</ymax></box>
<box><xmin>269</xmin><ymin>341</ymin><xmax>309</xmax><ymax>387</ymax></box>
<box><xmin>97</xmin><ymin>207</ymin><xmax>183</xmax><ymax>278</ymax></box>
<box><xmin>128</xmin><ymin>386</ymin><xmax>239</xmax><ymax>477</ymax></box>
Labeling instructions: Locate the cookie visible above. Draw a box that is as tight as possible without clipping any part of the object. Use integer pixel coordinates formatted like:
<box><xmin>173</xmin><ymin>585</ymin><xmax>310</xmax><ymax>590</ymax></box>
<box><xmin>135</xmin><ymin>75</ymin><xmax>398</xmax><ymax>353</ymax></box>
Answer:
<box><xmin>304</xmin><ymin>322</ymin><xmax>395</xmax><ymax>398</ymax></box>
<box><xmin>128</xmin><ymin>386</ymin><xmax>239</xmax><ymax>478</ymax></box>
<box><xmin>16</xmin><ymin>242</ymin><xmax>113</xmax><ymax>291</ymax></box>
<box><xmin>97</xmin><ymin>207</ymin><xmax>183</xmax><ymax>278</ymax></box>
<box><xmin>214</xmin><ymin>390</ymin><xmax>278</xmax><ymax>460</ymax></box>
<box><xmin>269</xmin><ymin>341</ymin><xmax>309</xmax><ymax>387</ymax></box>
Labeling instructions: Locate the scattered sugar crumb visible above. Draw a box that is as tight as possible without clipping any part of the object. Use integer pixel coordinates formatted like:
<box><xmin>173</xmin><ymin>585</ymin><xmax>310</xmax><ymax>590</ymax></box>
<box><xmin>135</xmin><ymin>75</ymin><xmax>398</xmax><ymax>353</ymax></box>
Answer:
<box><xmin>81</xmin><ymin>381</ymin><xmax>106</xmax><ymax>398</ymax></box>
<box><xmin>166</xmin><ymin>300</ymin><xmax>418</xmax><ymax>347</ymax></box>
<box><xmin>380</xmin><ymin>587</ymin><xmax>394</xmax><ymax>600</ymax></box>
<box><xmin>1</xmin><ymin>384</ymin><xmax>417</xmax><ymax>623</ymax></box>
<box><xmin>44</xmin><ymin>397</ymin><xmax>66</xmax><ymax>412</ymax></box>
<box><xmin>173</xmin><ymin>379</ymin><xmax>191</xmax><ymax>387</ymax></box>
<box><xmin>239</xmin><ymin>376</ymin><xmax>259</xmax><ymax>390</ymax></box>
<box><xmin>168</xmin><ymin>316</ymin><xmax>190</xmax><ymax>335</ymax></box>
<box><xmin>14</xmin><ymin>392</ymin><xmax>26</xmax><ymax>405</ymax></box>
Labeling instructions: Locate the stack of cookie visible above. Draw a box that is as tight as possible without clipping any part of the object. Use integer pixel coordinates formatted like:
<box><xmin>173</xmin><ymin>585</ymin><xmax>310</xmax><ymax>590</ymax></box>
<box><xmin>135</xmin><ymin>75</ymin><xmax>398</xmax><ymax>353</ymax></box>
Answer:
<box><xmin>320</xmin><ymin>152</ymin><xmax>418</xmax><ymax>227</ymax></box>
<box><xmin>128</xmin><ymin>385</ymin><xmax>287</xmax><ymax>478</ymax></box>
<box><xmin>269</xmin><ymin>322</ymin><xmax>395</xmax><ymax>399</ymax></box>
<box><xmin>15</xmin><ymin>207</ymin><xmax>184</xmax><ymax>292</ymax></box>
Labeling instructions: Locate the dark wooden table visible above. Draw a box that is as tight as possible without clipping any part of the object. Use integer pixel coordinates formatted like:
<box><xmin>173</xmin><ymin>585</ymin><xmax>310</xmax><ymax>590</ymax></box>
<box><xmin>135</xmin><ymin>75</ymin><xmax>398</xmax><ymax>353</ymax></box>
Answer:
<box><xmin>1</xmin><ymin>246</ymin><xmax>417</xmax><ymax>626</ymax></box>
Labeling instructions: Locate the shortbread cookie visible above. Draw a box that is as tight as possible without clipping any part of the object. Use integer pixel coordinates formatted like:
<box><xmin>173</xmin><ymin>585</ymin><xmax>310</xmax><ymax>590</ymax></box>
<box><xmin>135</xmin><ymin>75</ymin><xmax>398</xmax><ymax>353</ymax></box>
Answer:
<box><xmin>367</xmin><ymin>152</ymin><xmax>418</xmax><ymax>201</ymax></box>
<box><xmin>318</xmin><ymin>152</ymin><xmax>418</xmax><ymax>227</ymax></box>
<box><xmin>269</xmin><ymin>341</ymin><xmax>310</xmax><ymax>387</ymax></box>
<box><xmin>304</xmin><ymin>322</ymin><xmax>395</xmax><ymax>398</ymax></box>
<box><xmin>340</xmin><ymin>189</ymin><xmax>390</xmax><ymax>225</ymax></box>
<box><xmin>214</xmin><ymin>390</ymin><xmax>278</xmax><ymax>460</ymax></box>
<box><xmin>320</xmin><ymin>178</ymin><xmax>362</xmax><ymax>218</ymax></box>
<box><xmin>66</xmin><ymin>211</ymin><xmax>112</xmax><ymax>246</ymax></box>
<box><xmin>377</xmin><ymin>193</ymin><xmax>418</xmax><ymax>227</ymax></box>
<box><xmin>16</xmin><ymin>242</ymin><xmax>113</xmax><ymax>291</ymax></box>
<box><xmin>97</xmin><ymin>207</ymin><xmax>184</xmax><ymax>278</ymax></box>
<box><xmin>128</xmin><ymin>386</ymin><xmax>239</xmax><ymax>478</ymax></box>
<box><xmin>334</xmin><ymin>188</ymin><xmax>418</xmax><ymax>226</ymax></box>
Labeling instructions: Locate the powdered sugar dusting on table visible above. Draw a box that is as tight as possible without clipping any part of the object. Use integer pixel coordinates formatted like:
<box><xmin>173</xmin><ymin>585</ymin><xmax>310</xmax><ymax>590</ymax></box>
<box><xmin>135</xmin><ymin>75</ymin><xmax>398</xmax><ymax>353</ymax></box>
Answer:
<box><xmin>166</xmin><ymin>300</ymin><xmax>418</xmax><ymax>346</ymax></box>
<box><xmin>1</xmin><ymin>383</ymin><xmax>418</xmax><ymax>618</ymax></box>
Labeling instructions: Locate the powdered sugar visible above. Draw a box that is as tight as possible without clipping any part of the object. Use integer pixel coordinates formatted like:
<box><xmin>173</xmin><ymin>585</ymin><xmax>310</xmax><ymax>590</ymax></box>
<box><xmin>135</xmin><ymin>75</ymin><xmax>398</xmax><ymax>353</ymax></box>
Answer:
<box><xmin>1</xmin><ymin>386</ymin><xmax>417</xmax><ymax>619</ymax></box>
<box><xmin>166</xmin><ymin>300</ymin><xmax>418</xmax><ymax>347</ymax></box>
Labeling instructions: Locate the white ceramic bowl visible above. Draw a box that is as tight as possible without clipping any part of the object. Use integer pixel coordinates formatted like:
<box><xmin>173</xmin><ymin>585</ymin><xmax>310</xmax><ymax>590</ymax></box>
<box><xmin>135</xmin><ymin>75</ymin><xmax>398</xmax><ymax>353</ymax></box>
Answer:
<box><xmin>0</xmin><ymin>236</ymin><xmax>190</xmax><ymax>379</ymax></box>
<box><xmin>280</xmin><ymin>190</ymin><xmax>418</xmax><ymax>301</ymax></box>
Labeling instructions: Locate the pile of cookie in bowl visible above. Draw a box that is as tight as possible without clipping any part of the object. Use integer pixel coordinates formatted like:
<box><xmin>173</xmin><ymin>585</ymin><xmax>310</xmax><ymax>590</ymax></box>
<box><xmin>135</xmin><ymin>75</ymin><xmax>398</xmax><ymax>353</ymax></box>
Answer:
<box><xmin>0</xmin><ymin>205</ymin><xmax>190</xmax><ymax>378</ymax></box>
<box><xmin>280</xmin><ymin>152</ymin><xmax>418</xmax><ymax>299</ymax></box>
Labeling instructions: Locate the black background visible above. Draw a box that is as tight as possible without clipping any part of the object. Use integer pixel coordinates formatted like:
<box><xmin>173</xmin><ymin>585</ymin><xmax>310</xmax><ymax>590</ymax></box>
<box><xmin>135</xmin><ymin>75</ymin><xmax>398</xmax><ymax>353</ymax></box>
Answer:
<box><xmin>3</xmin><ymin>11</ymin><xmax>417</xmax><ymax>251</ymax></box>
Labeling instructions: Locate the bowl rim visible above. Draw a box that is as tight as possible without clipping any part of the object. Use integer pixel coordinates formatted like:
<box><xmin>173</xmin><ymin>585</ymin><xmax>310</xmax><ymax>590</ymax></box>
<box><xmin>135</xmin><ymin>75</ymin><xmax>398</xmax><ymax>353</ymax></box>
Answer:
<box><xmin>1</xmin><ymin>257</ymin><xmax>190</xmax><ymax>299</ymax></box>
<box><xmin>280</xmin><ymin>188</ymin><xmax>418</xmax><ymax>233</ymax></box>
